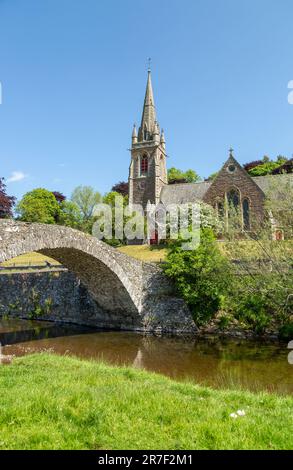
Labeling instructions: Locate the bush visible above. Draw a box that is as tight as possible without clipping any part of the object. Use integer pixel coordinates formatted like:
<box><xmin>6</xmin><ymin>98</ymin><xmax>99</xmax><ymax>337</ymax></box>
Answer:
<box><xmin>232</xmin><ymin>293</ymin><xmax>271</xmax><ymax>334</ymax></box>
<box><xmin>279</xmin><ymin>322</ymin><xmax>293</xmax><ymax>341</ymax></box>
<box><xmin>163</xmin><ymin>228</ymin><xmax>232</xmax><ymax>325</ymax></box>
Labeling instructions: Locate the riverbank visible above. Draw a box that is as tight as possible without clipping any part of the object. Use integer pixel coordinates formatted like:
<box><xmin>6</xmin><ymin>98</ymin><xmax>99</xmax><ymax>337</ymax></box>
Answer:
<box><xmin>0</xmin><ymin>353</ymin><xmax>292</xmax><ymax>450</ymax></box>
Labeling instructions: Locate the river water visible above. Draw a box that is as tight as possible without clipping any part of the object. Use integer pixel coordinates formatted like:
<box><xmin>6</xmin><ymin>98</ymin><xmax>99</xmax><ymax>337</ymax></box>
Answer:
<box><xmin>1</xmin><ymin>319</ymin><xmax>292</xmax><ymax>395</ymax></box>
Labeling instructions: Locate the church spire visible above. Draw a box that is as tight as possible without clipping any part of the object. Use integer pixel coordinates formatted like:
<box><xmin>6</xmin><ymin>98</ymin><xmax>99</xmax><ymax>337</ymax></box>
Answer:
<box><xmin>138</xmin><ymin>70</ymin><xmax>158</xmax><ymax>141</ymax></box>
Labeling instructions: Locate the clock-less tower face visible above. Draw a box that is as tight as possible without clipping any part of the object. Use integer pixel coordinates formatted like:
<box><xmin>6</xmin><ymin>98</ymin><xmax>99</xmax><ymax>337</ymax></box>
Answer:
<box><xmin>128</xmin><ymin>70</ymin><xmax>167</xmax><ymax>210</ymax></box>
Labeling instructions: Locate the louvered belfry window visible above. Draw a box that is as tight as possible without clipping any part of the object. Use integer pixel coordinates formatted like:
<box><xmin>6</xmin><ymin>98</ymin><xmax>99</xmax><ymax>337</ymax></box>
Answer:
<box><xmin>141</xmin><ymin>155</ymin><xmax>148</xmax><ymax>174</ymax></box>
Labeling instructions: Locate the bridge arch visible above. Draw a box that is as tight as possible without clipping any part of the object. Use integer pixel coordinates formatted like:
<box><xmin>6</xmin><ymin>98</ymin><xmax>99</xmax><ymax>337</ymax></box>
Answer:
<box><xmin>0</xmin><ymin>221</ymin><xmax>144</xmax><ymax>329</ymax></box>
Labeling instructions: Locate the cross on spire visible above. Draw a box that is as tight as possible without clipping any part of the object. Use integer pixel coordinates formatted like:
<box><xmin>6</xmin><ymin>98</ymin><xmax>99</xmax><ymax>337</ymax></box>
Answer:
<box><xmin>229</xmin><ymin>147</ymin><xmax>234</xmax><ymax>157</ymax></box>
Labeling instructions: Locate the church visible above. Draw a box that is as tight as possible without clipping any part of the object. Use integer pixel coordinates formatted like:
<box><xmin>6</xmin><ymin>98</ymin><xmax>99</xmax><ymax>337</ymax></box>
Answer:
<box><xmin>128</xmin><ymin>70</ymin><xmax>293</xmax><ymax>240</ymax></box>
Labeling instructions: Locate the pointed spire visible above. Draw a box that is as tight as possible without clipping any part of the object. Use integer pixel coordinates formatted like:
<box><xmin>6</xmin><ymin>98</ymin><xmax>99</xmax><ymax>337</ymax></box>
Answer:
<box><xmin>132</xmin><ymin>124</ymin><xmax>137</xmax><ymax>144</ymax></box>
<box><xmin>138</xmin><ymin>70</ymin><xmax>157</xmax><ymax>141</ymax></box>
<box><xmin>160</xmin><ymin>129</ymin><xmax>165</xmax><ymax>144</ymax></box>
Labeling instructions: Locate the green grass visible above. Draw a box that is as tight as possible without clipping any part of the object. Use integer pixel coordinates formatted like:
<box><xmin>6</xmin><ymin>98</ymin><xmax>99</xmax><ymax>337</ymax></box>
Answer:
<box><xmin>0</xmin><ymin>353</ymin><xmax>292</xmax><ymax>450</ymax></box>
<box><xmin>118</xmin><ymin>240</ymin><xmax>293</xmax><ymax>263</ymax></box>
<box><xmin>118</xmin><ymin>245</ymin><xmax>167</xmax><ymax>262</ymax></box>
<box><xmin>220</xmin><ymin>239</ymin><xmax>293</xmax><ymax>261</ymax></box>
<box><xmin>0</xmin><ymin>252</ymin><xmax>60</xmax><ymax>267</ymax></box>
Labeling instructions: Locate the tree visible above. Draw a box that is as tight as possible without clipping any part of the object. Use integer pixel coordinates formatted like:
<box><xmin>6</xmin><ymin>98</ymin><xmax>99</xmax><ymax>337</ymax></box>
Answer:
<box><xmin>244</xmin><ymin>156</ymin><xmax>288</xmax><ymax>177</ymax></box>
<box><xmin>243</xmin><ymin>160</ymin><xmax>264</xmax><ymax>172</ymax></box>
<box><xmin>16</xmin><ymin>188</ymin><xmax>60</xmax><ymax>224</ymax></box>
<box><xmin>111</xmin><ymin>181</ymin><xmax>129</xmax><ymax>197</ymax></box>
<box><xmin>206</xmin><ymin>171</ymin><xmax>218</xmax><ymax>181</ymax></box>
<box><xmin>58</xmin><ymin>200</ymin><xmax>83</xmax><ymax>229</ymax></box>
<box><xmin>71</xmin><ymin>186</ymin><xmax>102</xmax><ymax>220</ymax></box>
<box><xmin>167</xmin><ymin>167</ymin><xmax>201</xmax><ymax>184</ymax></box>
<box><xmin>100</xmin><ymin>191</ymin><xmax>130</xmax><ymax>246</ymax></box>
<box><xmin>0</xmin><ymin>178</ymin><xmax>15</xmax><ymax>218</ymax></box>
<box><xmin>52</xmin><ymin>191</ymin><xmax>66</xmax><ymax>204</ymax></box>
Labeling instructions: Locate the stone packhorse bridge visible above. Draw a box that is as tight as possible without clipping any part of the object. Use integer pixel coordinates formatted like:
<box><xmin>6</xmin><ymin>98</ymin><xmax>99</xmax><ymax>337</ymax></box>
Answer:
<box><xmin>0</xmin><ymin>221</ymin><xmax>195</xmax><ymax>333</ymax></box>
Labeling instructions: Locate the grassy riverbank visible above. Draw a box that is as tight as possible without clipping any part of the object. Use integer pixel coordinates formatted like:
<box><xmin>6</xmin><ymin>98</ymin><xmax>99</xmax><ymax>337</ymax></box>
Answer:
<box><xmin>0</xmin><ymin>353</ymin><xmax>292</xmax><ymax>450</ymax></box>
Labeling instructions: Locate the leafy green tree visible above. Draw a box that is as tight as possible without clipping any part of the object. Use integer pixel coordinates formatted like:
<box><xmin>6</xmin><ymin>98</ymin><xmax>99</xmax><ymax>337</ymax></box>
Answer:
<box><xmin>247</xmin><ymin>156</ymin><xmax>288</xmax><ymax>177</ymax></box>
<box><xmin>71</xmin><ymin>186</ymin><xmax>102</xmax><ymax>220</ymax></box>
<box><xmin>163</xmin><ymin>228</ymin><xmax>231</xmax><ymax>325</ymax></box>
<box><xmin>168</xmin><ymin>167</ymin><xmax>201</xmax><ymax>183</ymax></box>
<box><xmin>16</xmin><ymin>188</ymin><xmax>60</xmax><ymax>224</ymax></box>
<box><xmin>58</xmin><ymin>200</ymin><xmax>83</xmax><ymax>229</ymax></box>
<box><xmin>100</xmin><ymin>191</ymin><xmax>130</xmax><ymax>246</ymax></box>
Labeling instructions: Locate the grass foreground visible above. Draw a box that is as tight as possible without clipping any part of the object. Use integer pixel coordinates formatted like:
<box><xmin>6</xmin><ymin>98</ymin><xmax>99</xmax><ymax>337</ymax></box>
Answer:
<box><xmin>0</xmin><ymin>353</ymin><xmax>292</xmax><ymax>450</ymax></box>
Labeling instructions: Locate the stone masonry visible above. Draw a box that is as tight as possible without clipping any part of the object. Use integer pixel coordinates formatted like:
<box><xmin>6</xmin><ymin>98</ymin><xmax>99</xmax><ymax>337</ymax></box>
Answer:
<box><xmin>0</xmin><ymin>220</ymin><xmax>195</xmax><ymax>333</ymax></box>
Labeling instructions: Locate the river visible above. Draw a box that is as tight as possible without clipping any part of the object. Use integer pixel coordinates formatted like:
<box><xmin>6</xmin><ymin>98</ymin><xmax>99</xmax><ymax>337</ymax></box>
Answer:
<box><xmin>1</xmin><ymin>318</ymin><xmax>292</xmax><ymax>395</ymax></box>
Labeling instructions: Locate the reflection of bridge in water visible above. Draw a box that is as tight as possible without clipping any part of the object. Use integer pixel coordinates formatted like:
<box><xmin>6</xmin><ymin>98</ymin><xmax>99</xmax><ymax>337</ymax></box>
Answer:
<box><xmin>0</xmin><ymin>221</ymin><xmax>195</xmax><ymax>333</ymax></box>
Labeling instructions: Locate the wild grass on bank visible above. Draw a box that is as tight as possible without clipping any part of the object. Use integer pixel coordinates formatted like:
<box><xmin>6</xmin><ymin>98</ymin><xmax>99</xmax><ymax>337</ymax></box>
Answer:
<box><xmin>0</xmin><ymin>353</ymin><xmax>292</xmax><ymax>450</ymax></box>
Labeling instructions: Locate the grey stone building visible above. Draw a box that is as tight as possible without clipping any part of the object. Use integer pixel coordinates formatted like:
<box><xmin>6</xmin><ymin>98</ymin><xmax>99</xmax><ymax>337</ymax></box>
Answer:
<box><xmin>128</xmin><ymin>70</ymin><xmax>293</xmax><ymax>239</ymax></box>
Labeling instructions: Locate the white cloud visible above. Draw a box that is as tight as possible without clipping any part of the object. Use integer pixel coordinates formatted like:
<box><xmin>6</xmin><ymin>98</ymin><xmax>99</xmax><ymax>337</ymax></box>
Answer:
<box><xmin>7</xmin><ymin>171</ymin><xmax>28</xmax><ymax>183</ymax></box>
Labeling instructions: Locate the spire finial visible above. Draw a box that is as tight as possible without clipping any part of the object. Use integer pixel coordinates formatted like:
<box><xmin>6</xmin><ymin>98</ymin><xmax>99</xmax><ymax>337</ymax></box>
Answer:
<box><xmin>147</xmin><ymin>57</ymin><xmax>151</xmax><ymax>72</ymax></box>
<box><xmin>229</xmin><ymin>147</ymin><xmax>234</xmax><ymax>157</ymax></box>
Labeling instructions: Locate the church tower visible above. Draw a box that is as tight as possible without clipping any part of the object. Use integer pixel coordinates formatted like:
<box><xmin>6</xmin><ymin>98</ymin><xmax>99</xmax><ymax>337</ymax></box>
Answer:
<box><xmin>128</xmin><ymin>69</ymin><xmax>167</xmax><ymax>209</ymax></box>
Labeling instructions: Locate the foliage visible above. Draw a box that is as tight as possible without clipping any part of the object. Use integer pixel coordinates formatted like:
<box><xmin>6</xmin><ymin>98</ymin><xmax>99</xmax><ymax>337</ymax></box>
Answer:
<box><xmin>264</xmin><ymin>177</ymin><xmax>293</xmax><ymax>239</ymax></box>
<box><xmin>167</xmin><ymin>167</ymin><xmax>201</xmax><ymax>184</ymax></box>
<box><xmin>71</xmin><ymin>185</ymin><xmax>102</xmax><ymax>220</ymax></box>
<box><xmin>16</xmin><ymin>188</ymin><xmax>60</xmax><ymax>224</ymax></box>
<box><xmin>111</xmin><ymin>181</ymin><xmax>129</xmax><ymax>197</ymax></box>
<box><xmin>0</xmin><ymin>178</ymin><xmax>16</xmax><ymax>218</ymax></box>
<box><xmin>164</xmin><ymin>228</ymin><xmax>232</xmax><ymax>325</ymax></box>
<box><xmin>206</xmin><ymin>172</ymin><xmax>218</xmax><ymax>181</ymax></box>
<box><xmin>58</xmin><ymin>200</ymin><xmax>83</xmax><ymax>229</ymax></box>
<box><xmin>279</xmin><ymin>322</ymin><xmax>293</xmax><ymax>340</ymax></box>
<box><xmin>243</xmin><ymin>160</ymin><xmax>264</xmax><ymax>172</ymax></box>
<box><xmin>52</xmin><ymin>191</ymin><xmax>66</xmax><ymax>204</ymax></box>
<box><xmin>0</xmin><ymin>354</ymin><xmax>293</xmax><ymax>450</ymax></box>
<box><xmin>245</xmin><ymin>156</ymin><xmax>288</xmax><ymax>177</ymax></box>
<box><xmin>222</xmin><ymin>220</ymin><xmax>293</xmax><ymax>334</ymax></box>
<box><xmin>99</xmin><ymin>192</ymin><xmax>131</xmax><ymax>246</ymax></box>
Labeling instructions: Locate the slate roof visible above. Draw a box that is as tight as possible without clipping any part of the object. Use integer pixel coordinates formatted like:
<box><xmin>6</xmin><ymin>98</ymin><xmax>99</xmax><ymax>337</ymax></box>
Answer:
<box><xmin>160</xmin><ymin>181</ymin><xmax>211</xmax><ymax>205</ymax></box>
<box><xmin>159</xmin><ymin>173</ymin><xmax>293</xmax><ymax>205</ymax></box>
<box><xmin>252</xmin><ymin>173</ymin><xmax>293</xmax><ymax>195</ymax></box>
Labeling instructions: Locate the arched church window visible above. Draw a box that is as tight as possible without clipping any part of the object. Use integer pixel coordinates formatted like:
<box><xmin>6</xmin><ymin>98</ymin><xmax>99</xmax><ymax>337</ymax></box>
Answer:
<box><xmin>141</xmin><ymin>155</ymin><xmax>148</xmax><ymax>175</ymax></box>
<box><xmin>242</xmin><ymin>198</ymin><xmax>250</xmax><ymax>230</ymax></box>
<box><xmin>227</xmin><ymin>189</ymin><xmax>240</xmax><ymax>209</ymax></box>
<box><xmin>217</xmin><ymin>200</ymin><xmax>225</xmax><ymax>219</ymax></box>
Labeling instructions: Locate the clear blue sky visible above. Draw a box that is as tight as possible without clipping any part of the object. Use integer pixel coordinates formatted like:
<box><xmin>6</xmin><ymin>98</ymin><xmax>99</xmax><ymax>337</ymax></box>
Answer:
<box><xmin>1</xmin><ymin>0</ymin><xmax>293</xmax><ymax>201</ymax></box>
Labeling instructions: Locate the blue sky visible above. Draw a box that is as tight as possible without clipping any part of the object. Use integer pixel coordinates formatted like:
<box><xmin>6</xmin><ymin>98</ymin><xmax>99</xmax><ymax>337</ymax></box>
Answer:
<box><xmin>0</xmin><ymin>0</ymin><xmax>293</xmax><ymax>201</ymax></box>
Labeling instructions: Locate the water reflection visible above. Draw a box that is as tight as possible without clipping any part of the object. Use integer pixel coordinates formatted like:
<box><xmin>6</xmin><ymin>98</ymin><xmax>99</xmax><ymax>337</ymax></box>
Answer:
<box><xmin>1</xmin><ymin>319</ymin><xmax>292</xmax><ymax>395</ymax></box>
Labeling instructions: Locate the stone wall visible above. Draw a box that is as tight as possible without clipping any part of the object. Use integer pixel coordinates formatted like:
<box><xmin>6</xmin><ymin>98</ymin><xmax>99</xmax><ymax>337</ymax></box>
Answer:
<box><xmin>0</xmin><ymin>270</ymin><xmax>196</xmax><ymax>333</ymax></box>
